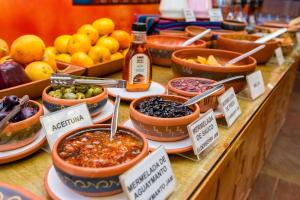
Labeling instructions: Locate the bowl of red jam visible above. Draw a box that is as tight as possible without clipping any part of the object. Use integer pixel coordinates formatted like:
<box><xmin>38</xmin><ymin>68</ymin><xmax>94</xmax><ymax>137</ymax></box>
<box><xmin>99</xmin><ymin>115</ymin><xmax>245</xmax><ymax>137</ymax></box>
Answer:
<box><xmin>51</xmin><ymin>124</ymin><xmax>148</xmax><ymax>197</ymax></box>
<box><xmin>129</xmin><ymin>95</ymin><xmax>200</xmax><ymax>142</ymax></box>
<box><xmin>167</xmin><ymin>77</ymin><xmax>225</xmax><ymax>113</ymax></box>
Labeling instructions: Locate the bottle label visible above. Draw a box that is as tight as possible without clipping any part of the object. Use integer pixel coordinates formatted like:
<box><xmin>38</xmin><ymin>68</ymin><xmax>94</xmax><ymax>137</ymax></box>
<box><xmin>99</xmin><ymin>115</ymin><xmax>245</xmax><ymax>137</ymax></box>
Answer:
<box><xmin>129</xmin><ymin>54</ymin><xmax>150</xmax><ymax>84</ymax></box>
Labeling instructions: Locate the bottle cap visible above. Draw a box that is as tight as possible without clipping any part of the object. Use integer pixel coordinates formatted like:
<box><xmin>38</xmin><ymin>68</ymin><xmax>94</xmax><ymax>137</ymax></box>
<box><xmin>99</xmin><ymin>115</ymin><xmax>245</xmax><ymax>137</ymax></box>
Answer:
<box><xmin>132</xmin><ymin>23</ymin><xmax>147</xmax><ymax>32</ymax></box>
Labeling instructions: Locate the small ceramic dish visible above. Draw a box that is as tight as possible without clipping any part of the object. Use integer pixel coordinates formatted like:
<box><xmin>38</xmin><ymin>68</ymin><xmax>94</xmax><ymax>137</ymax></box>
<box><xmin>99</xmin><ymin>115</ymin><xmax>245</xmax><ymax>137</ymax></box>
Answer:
<box><xmin>221</xmin><ymin>20</ymin><xmax>247</xmax><ymax>31</ymax></box>
<box><xmin>42</xmin><ymin>86</ymin><xmax>108</xmax><ymax>117</ymax></box>
<box><xmin>0</xmin><ymin>100</ymin><xmax>43</xmax><ymax>152</ymax></box>
<box><xmin>216</xmin><ymin>34</ymin><xmax>279</xmax><ymax>64</ymax></box>
<box><xmin>0</xmin><ymin>182</ymin><xmax>41</xmax><ymax>199</ymax></box>
<box><xmin>129</xmin><ymin>95</ymin><xmax>200</xmax><ymax>142</ymax></box>
<box><xmin>51</xmin><ymin>124</ymin><xmax>148</xmax><ymax>197</ymax></box>
<box><xmin>171</xmin><ymin>48</ymin><xmax>256</xmax><ymax>93</ymax></box>
<box><xmin>146</xmin><ymin>35</ymin><xmax>206</xmax><ymax>66</ymax></box>
<box><xmin>167</xmin><ymin>77</ymin><xmax>225</xmax><ymax>113</ymax></box>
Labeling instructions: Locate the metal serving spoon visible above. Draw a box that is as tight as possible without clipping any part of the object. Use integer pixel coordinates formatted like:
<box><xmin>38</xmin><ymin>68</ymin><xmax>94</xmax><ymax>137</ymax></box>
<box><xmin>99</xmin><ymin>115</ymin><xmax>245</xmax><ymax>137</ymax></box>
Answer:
<box><xmin>110</xmin><ymin>95</ymin><xmax>121</xmax><ymax>141</ymax></box>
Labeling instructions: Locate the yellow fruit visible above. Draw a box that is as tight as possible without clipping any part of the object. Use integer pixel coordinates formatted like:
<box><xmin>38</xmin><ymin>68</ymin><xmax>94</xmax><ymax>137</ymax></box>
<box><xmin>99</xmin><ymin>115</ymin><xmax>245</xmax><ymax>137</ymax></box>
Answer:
<box><xmin>67</xmin><ymin>34</ymin><xmax>91</xmax><ymax>54</ymax></box>
<box><xmin>71</xmin><ymin>52</ymin><xmax>94</xmax><ymax>67</ymax></box>
<box><xmin>122</xmin><ymin>48</ymin><xmax>129</xmax><ymax>56</ymax></box>
<box><xmin>42</xmin><ymin>51</ymin><xmax>57</xmax><ymax>71</ymax></box>
<box><xmin>56</xmin><ymin>53</ymin><xmax>71</xmax><ymax>63</ymax></box>
<box><xmin>0</xmin><ymin>55</ymin><xmax>12</xmax><ymax>64</ymax></box>
<box><xmin>111</xmin><ymin>30</ymin><xmax>131</xmax><ymax>49</ymax></box>
<box><xmin>88</xmin><ymin>46</ymin><xmax>111</xmax><ymax>63</ymax></box>
<box><xmin>110</xmin><ymin>52</ymin><xmax>123</xmax><ymax>61</ymax></box>
<box><xmin>92</xmin><ymin>18</ymin><xmax>115</xmax><ymax>36</ymax></box>
<box><xmin>197</xmin><ymin>56</ymin><xmax>206</xmax><ymax>64</ymax></box>
<box><xmin>10</xmin><ymin>35</ymin><xmax>45</xmax><ymax>64</ymax></box>
<box><xmin>77</xmin><ymin>24</ymin><xmax>99</xmax><ymax>45</ymax></box>
<box><xmin>54</xmin><ymin>35</ymin><xmax>71</xmax><ymax>53</ymax></box>
<box><xmin>0</xmin><ymin>39</ymin><xmax>9</xmax><ymax>58</ymax></box>
<box><xmin>206</xmin><ymin>55</ymin><xmax>221</xmax><ymax>66</ymax></box>
<box><xmin>96</xmin><ymin>36</ymin><xmax>119</xmax><ymax>53</ymax></box>
<box><xmin>45</xmin><ymin>46</ymin><xmax>57</xmax><ymax>55</ymax></box>
<box><xmin>25</xmin><ymin>61</ymin><xmax>54</xmax><ymax>81</ymax></box>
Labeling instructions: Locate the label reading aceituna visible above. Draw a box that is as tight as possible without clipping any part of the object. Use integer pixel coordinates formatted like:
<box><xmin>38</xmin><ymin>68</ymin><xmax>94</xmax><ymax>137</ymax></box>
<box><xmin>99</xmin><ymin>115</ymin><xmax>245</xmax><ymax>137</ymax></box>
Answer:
<box><xmin>129</xmin><ymin>54</ymin><xmax>150</xmax><ymax>84</ymax></box>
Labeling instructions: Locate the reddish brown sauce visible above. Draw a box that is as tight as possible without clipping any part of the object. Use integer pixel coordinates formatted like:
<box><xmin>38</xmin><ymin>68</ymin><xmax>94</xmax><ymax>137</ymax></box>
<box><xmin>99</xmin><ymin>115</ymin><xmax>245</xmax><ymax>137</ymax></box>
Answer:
<box><xmin>171</xmin><ymin>78</ymin><xmax>213</xmax><ymax>93</ymax></box>
<box><xmin>58</xmin><ymin>129</ymin><xmax>143</xmax><ymax>168</ymax></box>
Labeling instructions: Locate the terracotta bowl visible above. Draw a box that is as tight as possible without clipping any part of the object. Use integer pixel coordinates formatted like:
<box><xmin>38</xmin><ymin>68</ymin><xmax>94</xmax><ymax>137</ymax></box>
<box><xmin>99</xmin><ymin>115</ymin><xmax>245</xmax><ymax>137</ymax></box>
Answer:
<box><xmin>221</xmin><ymin>20</ymin><xmax>247</xmax><ymax>31</ymax></box>
<box><xmin>216</xmin><ymin>34</ymin><xmax>279</xmax><ymax>64</ymax></box>
<box><xmin>185</xmin><ymin>26</ymin><xmax>212</xmax><ymax>41</ymax></box>
<box><xmin>171</xmin><ymin>48</ymin><xmax>256</xmax><ymax>93</ymax></box>
<box><xmin>42</xmin><ymin>86</ymin><xmax>108</xmax><ymax>117</ymax></box>
<box><xmin>129</xmin><ymin>95</ymin><xmax>200</xmax><ymax>142</ymax></box>
<box><xmin>146</xmin><ymin>35</ymin><xmax>206</xmax><ymax>67</ymax></box>
<box><xmin>0</xmin><ymin>100</ymin><xmax>43</xmax><ymax>152</ymax></box>
<box><xmin>159</xmin><ymin>30</ymin><xmax>189</xmax><ymax>37</ymax></box>
<box><xmin>167</xmin><ymin>77</ymin><xmax>225</xmax><ymax>113</ymax></box>
<box><xmin>52</xmin><ymin>124</ymin><xmax>148</xmax><ymax>197</ymax></box>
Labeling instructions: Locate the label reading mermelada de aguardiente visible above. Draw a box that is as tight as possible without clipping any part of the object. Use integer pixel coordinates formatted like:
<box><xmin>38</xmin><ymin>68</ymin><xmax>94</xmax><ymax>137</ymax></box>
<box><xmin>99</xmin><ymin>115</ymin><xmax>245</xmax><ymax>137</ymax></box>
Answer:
<box><xmin>120</xmin><ymin>146</ymin><xmax>176</xmax><ymax>200</ymax></box>
<box><xmin>188</xmin><ymin>109</ymin><xmax>219</xmax><ymax>156</ymax></box>
<box><xmin>183</xmin><ymin>9</ymin><xmax>196</xmax><ymax>22</ymax></box>
<box><xmin>129</xmin><ymin>53</ymin><xmax>150</xmax><ymax>84</ymax></box>
<box><xmin>246</xmin><ymin>70</ymin><xmax>265</xmax><ymax>100</ymax></box>
<box><xmin>218</xmin><ymin>87</ymin><xmax>241</xmax><ymax>127</ymax></box>
<box><xmin>40</xmin><ymin>103</ymin><xmax>93</xmax><ymax>150</ymax></box>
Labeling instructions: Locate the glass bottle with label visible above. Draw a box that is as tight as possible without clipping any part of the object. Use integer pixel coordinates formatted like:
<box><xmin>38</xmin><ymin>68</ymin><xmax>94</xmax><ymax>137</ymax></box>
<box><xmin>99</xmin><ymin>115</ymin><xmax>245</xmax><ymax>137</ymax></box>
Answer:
<box><xmin>123</xmin><ymin>23</ymin><xmax>152</xmax><ymax>92</ymax></box>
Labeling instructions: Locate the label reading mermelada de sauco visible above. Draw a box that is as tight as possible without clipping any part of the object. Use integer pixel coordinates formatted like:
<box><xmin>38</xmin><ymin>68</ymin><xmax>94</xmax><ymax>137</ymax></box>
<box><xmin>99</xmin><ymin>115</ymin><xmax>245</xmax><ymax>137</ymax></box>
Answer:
<box><xmin>188</xmin><ymin>109</ymin><xmax>219</xmax><ymax>156</ymax></box>
<box><xmin>129</xmin><ymin>53</ymin><xmax>150</xmax><ymax>84</ymax></box>
<box><xmin>183</xmin><ymin>9</ymin><xmax>196</xmax><ymax>22</ymax></box>
<box><xmin>218</xmin><ymin>87</ymin><xmax>241</xmax><ymax>127</ymax></box>
<box><xmin>120</xmin><ymin>146</ymin><xmax>176</xmax><ymax>200</ymax></box>
<box><xmin>246</xmin><ymin>70</ymin><xmax>265</xmax><ymax>100</ymax></box>
<box><xmin>40</xmin><ymin>103</ymin><xmax>93</xmax><ymax>149</ymax></box>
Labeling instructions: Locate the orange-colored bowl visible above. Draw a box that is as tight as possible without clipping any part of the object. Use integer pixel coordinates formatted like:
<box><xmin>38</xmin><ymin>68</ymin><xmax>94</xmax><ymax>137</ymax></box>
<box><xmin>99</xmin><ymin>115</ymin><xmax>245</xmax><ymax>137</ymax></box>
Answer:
<box><xmin>171</xmin><ymin>48</ymin><xmax>256</xmax><ymax>93</ymax></box>
<box><xmin>42</xmin><ymin>86</ymin><xmax>108</xmax><ymax>117</ymax></box>
<box><xmin>51</xmin><ymin>124</ymin><xmax>148</xmax><ymax>197</ymax></box>
<box><xmin>185</xmin><ymin>26</ymin><xmax>212</xmax><ymax>41</ymax></box>
<box><xmin>216</xmin><ymin>34</ymin><xmax>279</xmax><ymax>64</ymax></box>
<box><xmin>159</xmin><ymin>30</ymin><xmax>189</xmax><ymax>37</ymax></box>
<box><xmin>146</xmin><ymin>35</ymin><xmax>206</xmax><ymax>66</ymax></box>
<box><xmin>130</xmin><ymin>95</ymin><xmax>200</xmax><ymax>142</ymax></box>
<box><xmin>0</xmin><ymin>100</ymin><xmax>43</xmax><ymax>152</ymax></box>
<box><xmin>167</xmin><ymin>77</ymin><xmax>225</xmax><ymax>113</ymax></box>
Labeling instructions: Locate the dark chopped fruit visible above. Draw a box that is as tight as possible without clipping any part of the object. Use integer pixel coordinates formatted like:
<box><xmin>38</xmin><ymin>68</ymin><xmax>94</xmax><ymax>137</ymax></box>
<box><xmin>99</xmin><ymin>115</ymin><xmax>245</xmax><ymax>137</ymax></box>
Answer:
<box><xmin>171</xmin><ymin>78</ymin><xmax>213</xmax><ymax>93</ymax></box>
<box><xmin>4</xmin><ymin>95</ymin><xmax>19</xmax><ymax>110</ymax></box>
<box><xmin>10</xmin><ymin>107</ymin><xmax>37</xmax><ymax>123</ymax></box>
<box><xmin>136</xmin><ymin>96</ymin><xmax>193</xmax><ymax>118</ymax></box>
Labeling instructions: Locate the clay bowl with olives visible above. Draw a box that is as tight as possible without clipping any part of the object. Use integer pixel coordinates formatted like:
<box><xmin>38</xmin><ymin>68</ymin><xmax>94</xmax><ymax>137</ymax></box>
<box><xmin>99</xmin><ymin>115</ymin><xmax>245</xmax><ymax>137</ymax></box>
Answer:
<box><xmin>0</xmin><ymin>96</ymin><xmax>43</xmax><ymax>152</ymax></box>
<box><xmin>51</xmin><ymin>124</ymin><xmax>148</xmax><ymax>197</ymax></box>
<box><xmin>129</xmin><ymin>95</ymin><xmax>200</xmax><ymax>142</ymax></box>
<box><xmin>171</xmin><ymin>48</ymin><xmax>256</xmax><ymax>93</ymax></box>
<box><xmin>167</xmin><ymin>77</ymin><xmax>225</xmax><ymax>113</ymax></box>
<box><xmin>42</xmin><ymin>85</ymin><xmax>107</xmax><ymax>117</ymax></box>
<box><xmin>146</xmin><ymin>35</ymin><xmax>206</xmax><ymax>67</ymax></box>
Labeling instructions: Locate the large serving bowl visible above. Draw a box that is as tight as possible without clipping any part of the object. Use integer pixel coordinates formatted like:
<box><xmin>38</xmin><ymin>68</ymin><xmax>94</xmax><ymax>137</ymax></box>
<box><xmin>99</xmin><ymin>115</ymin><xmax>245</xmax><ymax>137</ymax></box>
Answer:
<box><xmin>51</xmin><ymin>124</ymin><xmax>148</xmax><ymax>197</ymax></box>
<box><xmin>216</xmin><ymin>34</ymin><xmax>279</xmax><ymax>64</ymax></box>
<box><xmin>146</xmin><ymin>35</ymin><xmax>206</xmax><ymax>66</ymax></box>
<box><xmin>0</xmin><ymin>100</ymin><xmax>43</xmax><ymax>152</ymax></box>
<box><xmin>129</xmin><ymin>95</ymin><xmax>200</xmax><ymax>142</ymax></box>
<box><xmin>42</xmin><ymin>86</ymin><xmax>108</xmax><ymax>117</ymax></box>
<box><xmin>167</xmin><ymin>77</ymin><xmax>225</xmax><ymax>113</ymax></box>
<box><xmin>171</xmin><ymin>48</ymin><xmax>257</xmax><ymax>93</ymax></box>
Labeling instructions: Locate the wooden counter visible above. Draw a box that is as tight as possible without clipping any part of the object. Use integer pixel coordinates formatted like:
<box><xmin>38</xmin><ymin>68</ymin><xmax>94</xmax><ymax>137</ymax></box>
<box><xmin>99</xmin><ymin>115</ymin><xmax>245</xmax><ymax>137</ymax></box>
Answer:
<box><xmin>0</xmin><ymin>45</ymin><xmax>299</xmax><ymax>200</ymax></box>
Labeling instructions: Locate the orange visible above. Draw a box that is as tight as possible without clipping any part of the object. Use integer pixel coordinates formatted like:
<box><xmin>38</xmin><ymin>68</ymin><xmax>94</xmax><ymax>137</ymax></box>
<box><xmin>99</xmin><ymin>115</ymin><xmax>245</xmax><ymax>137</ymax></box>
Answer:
<box><xmin>92</xmin><ymin>18</ymin><xmax>115</xmax><ymax>36</ymax></box>
<box><xmin>25</xmin><ymin>61</ymin><xmax>54</xmax><ymax>81</ymax></box>
<box><xmin>42</xmin><ymin>50</ymin><xmax>57</xmax><ymax>71</ymax></box>
<box><xmin>56</xmin><ymin>53</ymin><xmax>71</xmax><ymax>63</ymax></box>
<box><xmin>45</xmin><ymin>46</ymin><xmax>57</xmax><ymax>55</ymax></box>
<box><xmin>54</xmin><ymin>35</ymin><xmax>71</xmax><ymax>53</ymax></box>
<box><xmin>111</xmin><ymin>30</ymin><xmax>131</xmax><ymax>49</ymax></box>
<box><xmin>0</xmin><ymin>39</ymin><xmax>9</xmax><ymax>58</ymax></box>
<box><xmin>77</xmin><ymin>24</ymin><xmax>99</xmax><ymax>45</ymax></box>
<box><xmin>10</xmin><ymin>35</ymin><xmax>45</xmax><ymax>64</ymax></box>
<box><xmin>88</xmin><ymin>46</ymin><xmax>111</xmax><ymax>63</ymax></box>
<box><xmin>96</xmin><ymin>36</ymin><xmax>119</xmax><ymax>53</ymax></box>
<box><xmin>71</xmin><ymin>52</ymin><xmax>94</xmax><ymax>67</ymax></box>
<box><xmin>0</xmin><ymin>55</ymin><xmax>12</xmax><ymax>64</ymax></box>
<box><xmin>67</xmin><ymin>34</ymin><xmax>91</xmax><ymax>54</ymax></box>
<box><xmin>110</xmin><ymin>52</ymin><xmax>123</xmax><ymax>61</ymax></box>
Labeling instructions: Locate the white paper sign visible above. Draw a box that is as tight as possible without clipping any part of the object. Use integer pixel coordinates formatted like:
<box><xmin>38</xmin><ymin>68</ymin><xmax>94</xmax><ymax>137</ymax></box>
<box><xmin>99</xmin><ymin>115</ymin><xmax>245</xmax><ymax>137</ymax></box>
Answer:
<box><xmin>275</xmin><ymin>47</ymin><xmax>284</xmax><ymax>66</ymax></box>
<box><xmin>246</xmin><ymin>70</ymin><xmax>265</xmax><ymax>100</ymax></box>
<box><xmin>218</xmin><ymin>87</ymin><xmax>241</xmax><ymax>127</ymax></box>
<box><xmin>209</xmin><ymin>8</ymin><xmax>223</xmax><ymax>22</ymax></box>
<box><xmin>120</xmin><ymin>146</ymin><xmax>176</xmax><ymax>200</ymax></box>
<box><xmin>188</xmin><ymin>109</ymin><xmax>219</xmax><ymax>157</ymax></box>
<box><xmin>183</xmin><ymin>9</ymin><xmax>196</xmax><ymax>22</ymax></box>
<box><xmin>296</xmin><ymin>32</ymin><xmax>300</xmax><ymax>44</ymax></box>
<box><xmin>40</xmin><ymin>103</ymin><xmax>93</xmax><ymax>149</ymax></box>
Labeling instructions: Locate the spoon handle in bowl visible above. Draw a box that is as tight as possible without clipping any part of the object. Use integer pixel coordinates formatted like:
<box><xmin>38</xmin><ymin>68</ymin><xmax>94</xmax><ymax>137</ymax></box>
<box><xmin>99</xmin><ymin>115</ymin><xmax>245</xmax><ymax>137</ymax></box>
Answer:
<box><xmin>210</xmin><ymin>75</ymin><xmax>245</xmax><ymax>87</ymax></box>
<box><xmin>254</xmin><ymin>28</ymin><xmax>287</xmax><ymax>44</ymax></box>
<box><xmin>181</xmin><ymin>29</ymin><xmax>211</xmax><ymax>47</ymax></box>
<box><xmin>110</xmin><ymin>95</ymin><xmax>121</xmax><ymax>141</ymax></box>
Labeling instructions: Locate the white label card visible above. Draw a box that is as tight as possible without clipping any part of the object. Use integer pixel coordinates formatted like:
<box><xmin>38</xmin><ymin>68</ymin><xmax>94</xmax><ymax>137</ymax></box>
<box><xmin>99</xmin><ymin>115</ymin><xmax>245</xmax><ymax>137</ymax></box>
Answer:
<box><xmin>120</xmin><ymin>146</ymin><xmax>176</xmax><ymax>200</ymax></box>
<box><xmin>275</xmin><ymin>47</ymin><xmax>284</xmax><ymax>66</ymax></box>
<box><xmin>218</xmin><ymin>87</ymin><xmax>241</xmax><ymax>127</ymax></box>
<box><xmin>209</xmin><ymin>8</ymin><xmax>223</xmax><ymax>22</ymax></box>
<box><xmin>40</xmin><ymin>103</ymin><xmax>93</xmax><ymax>149</ymax></box>
<box><xmin>183</xmin><ymin>9</ymin><xmax>196</xmax><ymax>22</ymax></box>
<box><xmin>188</xmin><ymin>109</ymin><xmax>219</xmax><ymax>157</ymax></box>
<box><xmin>296</xmin><ymin>32</ymin><xmax>300</xmax><ymax>44</ymax></box>
<box><xmin>246</xmin><ymin>70</ymin><xmax>265</xmax><ymax>100</ymax></box>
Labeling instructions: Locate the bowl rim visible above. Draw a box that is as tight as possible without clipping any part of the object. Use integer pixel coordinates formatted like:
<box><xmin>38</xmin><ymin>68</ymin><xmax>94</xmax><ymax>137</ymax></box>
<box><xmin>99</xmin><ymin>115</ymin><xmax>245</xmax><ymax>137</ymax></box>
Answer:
<box><xmin>52</xmin><ymin>124</ymin><xmax>149</xmax><ymax>178</ymax></box>
<box><xmin>217</xmin><ymin>33</ymin><xmax>278</xmax><ymax>45</ymax></box>
<box><xmin>129</xmin><ymin>94</ymin><xmax>200</xmax><ymax>126</ymax></box>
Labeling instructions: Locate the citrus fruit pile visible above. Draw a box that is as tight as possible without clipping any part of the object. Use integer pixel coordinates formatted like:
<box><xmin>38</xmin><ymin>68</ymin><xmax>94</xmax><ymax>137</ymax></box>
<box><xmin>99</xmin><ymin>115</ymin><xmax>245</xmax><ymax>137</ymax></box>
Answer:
<box><xmin>53</xmin><ymin>18</ymin><xmax>131</xmax><ymax>67</ymax></box>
